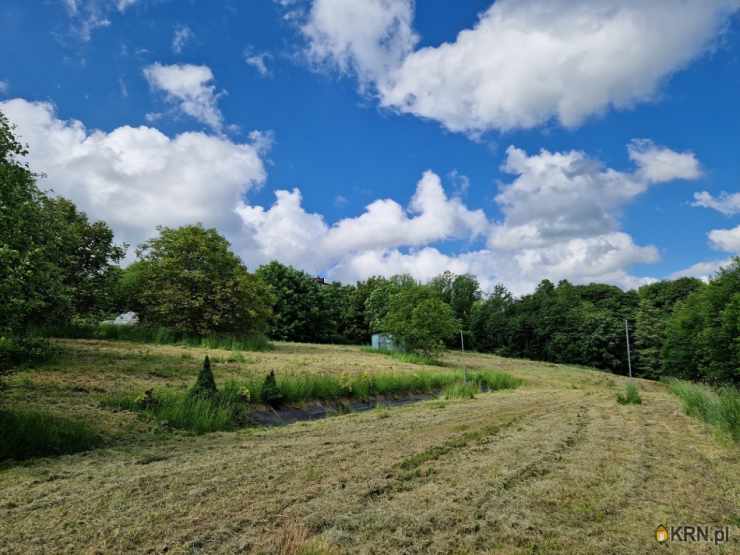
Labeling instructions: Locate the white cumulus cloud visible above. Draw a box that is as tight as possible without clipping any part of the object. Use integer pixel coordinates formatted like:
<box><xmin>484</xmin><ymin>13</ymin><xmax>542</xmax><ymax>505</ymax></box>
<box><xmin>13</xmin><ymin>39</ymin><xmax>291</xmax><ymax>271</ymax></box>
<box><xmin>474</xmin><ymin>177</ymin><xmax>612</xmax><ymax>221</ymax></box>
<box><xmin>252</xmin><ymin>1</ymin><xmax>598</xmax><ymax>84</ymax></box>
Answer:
<box><xmin>234</xmin><ymin>142</ymin><xmax>699</xmax><ymax>294</ymax></box>
<box><xmin>143</xmin><ymin>63</ymin><xmax>225</xmax><ymax>134</ymax></box>
<box><xmin>299</xmin><ymin>0</ymin><xmax>740</xmax><ymax>135</ymax></box>
<box><xmin>708</xmin><ymin>225</ymin><xmax>740</xmax><ymax>252</ymax></box>
<box><xmin>489</xmin><ymin>140</ymin><xmax>700</xmax><ymax>250</ymax></box>
<box><xmin>692</xmin><ymin>191</ymin><xmax>740</xmax><ymax>216</ymax></box>
<box><xmin>0</xmin><ymin>98</ymin><xmax>268</xmax><ymax>261</ymax></box>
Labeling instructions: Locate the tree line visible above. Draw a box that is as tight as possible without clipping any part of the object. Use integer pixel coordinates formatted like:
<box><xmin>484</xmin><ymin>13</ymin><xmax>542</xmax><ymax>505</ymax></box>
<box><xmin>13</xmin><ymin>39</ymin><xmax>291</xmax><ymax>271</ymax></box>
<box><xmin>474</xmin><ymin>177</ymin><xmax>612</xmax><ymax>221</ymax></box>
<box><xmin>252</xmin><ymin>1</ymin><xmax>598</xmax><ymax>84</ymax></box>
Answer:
<box><xmin>3</xmin><ymin>109</ymin><xmax>740</xmax><ymax>384</ymax></box>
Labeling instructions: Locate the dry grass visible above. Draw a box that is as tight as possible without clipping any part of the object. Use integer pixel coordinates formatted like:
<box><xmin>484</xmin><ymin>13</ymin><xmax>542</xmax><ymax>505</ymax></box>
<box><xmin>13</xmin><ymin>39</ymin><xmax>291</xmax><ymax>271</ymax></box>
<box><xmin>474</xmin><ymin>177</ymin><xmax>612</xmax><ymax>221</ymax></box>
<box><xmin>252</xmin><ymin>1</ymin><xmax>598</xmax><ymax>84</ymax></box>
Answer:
<box><xmin>1</xmin><ymin>340</ymin><xmax>740</xmax><ymax>553</ymax></box>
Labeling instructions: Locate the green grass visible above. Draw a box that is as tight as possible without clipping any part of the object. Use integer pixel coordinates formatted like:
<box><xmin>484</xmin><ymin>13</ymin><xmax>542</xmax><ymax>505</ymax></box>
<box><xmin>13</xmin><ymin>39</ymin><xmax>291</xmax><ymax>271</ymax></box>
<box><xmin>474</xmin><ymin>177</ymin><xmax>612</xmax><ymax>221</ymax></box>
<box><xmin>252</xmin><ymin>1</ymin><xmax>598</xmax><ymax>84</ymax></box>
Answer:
<box><xmin>33</xmin><ymin>323</ymin><xmax>274</xmax><ymax>352</ymax></box>
<box><xmin>666</xmin><ymin>379</ymin><xmax>740</xmax><ymax>441</ymax></box>
<box><xmin>0</xmin><ymin>409</ymin><xmax>102</xmax><ymax>462</ymax></box>
<box><xmin>101</xmin><ymin>369</ymin><xmax>524</xmax><ymax>432</ymax></box>
<box><xmin>360</xmin><ymin>347</ymin><xmax>445</xmax><ymax>367</ymax></box>
<box><xmin>616</xmin><ymin>382</ymin><xmax>643</xmax><ymax>405</ymax></box>
<box><xmin>442</xmin><ymin>382</ymin><xmax>480</xmax><ymax>399</ymax></box>
<box><xmin>101</xmin><ymin>385</ymin><xmax>249</xmax><ymax>434</ymax></box>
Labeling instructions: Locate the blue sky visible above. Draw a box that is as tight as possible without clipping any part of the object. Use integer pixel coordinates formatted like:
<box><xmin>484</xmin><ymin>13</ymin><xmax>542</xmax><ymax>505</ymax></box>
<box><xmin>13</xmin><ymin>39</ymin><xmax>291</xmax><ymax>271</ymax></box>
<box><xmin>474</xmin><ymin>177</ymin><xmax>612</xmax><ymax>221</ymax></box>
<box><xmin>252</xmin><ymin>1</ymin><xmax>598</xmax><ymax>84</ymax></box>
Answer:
<box><xmin>2</xmin><ymin>0</ymin><xmax>740</xmax><ymax>294</ymax></box>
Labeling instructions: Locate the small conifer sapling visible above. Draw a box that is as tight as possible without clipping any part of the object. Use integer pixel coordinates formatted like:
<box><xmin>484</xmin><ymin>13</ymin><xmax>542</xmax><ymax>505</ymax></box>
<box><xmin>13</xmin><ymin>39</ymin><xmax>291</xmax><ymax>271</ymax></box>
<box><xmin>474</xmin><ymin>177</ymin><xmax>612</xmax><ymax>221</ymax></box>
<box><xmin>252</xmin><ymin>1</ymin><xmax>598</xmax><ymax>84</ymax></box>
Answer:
<box><xmin>261</xmin><ymin>370</ymin><xmax>283</xmax><ymax>407</ymax></box>
<box><xmin>190</xmin><ymin>355</ymin><xmax>218</xmax><ymax>398</ymax></box>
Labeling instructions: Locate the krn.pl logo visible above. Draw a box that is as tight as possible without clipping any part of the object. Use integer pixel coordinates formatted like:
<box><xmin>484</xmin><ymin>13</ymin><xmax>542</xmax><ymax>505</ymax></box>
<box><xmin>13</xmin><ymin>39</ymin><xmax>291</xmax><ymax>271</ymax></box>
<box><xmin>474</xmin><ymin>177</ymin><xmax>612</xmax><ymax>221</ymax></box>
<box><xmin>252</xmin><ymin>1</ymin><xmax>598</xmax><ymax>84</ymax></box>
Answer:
<box><xmin>656</xmin><ymin>525</ymin><xmax>668</xmax><ymax>542</ymax></box>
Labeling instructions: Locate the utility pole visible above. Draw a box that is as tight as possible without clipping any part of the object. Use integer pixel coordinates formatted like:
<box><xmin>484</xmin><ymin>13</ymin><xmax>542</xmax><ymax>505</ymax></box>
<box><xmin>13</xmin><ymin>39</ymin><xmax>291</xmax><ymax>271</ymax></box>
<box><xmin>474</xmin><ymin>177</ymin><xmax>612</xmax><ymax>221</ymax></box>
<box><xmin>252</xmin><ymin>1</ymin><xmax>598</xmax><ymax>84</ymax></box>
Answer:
<box><xmin>461</xmin><ymin>330</ymin><xmax>467</xmax><ymax>385</ymax></box>
<box><xmin>625</xmin><ymin>319</ymin><xmax>633</xmax><ymax>385</ymax></box>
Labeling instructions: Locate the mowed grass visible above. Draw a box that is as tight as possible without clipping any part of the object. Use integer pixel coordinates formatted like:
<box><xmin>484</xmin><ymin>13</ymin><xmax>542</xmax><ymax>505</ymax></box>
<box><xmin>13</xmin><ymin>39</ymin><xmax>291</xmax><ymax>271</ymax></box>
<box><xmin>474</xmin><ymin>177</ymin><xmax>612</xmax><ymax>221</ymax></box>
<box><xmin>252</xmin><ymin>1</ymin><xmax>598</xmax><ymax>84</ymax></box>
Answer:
<box><xmin>1</xmin><ymin>340</ymin><xmax>740</xmax><ymax>554</ymax></box>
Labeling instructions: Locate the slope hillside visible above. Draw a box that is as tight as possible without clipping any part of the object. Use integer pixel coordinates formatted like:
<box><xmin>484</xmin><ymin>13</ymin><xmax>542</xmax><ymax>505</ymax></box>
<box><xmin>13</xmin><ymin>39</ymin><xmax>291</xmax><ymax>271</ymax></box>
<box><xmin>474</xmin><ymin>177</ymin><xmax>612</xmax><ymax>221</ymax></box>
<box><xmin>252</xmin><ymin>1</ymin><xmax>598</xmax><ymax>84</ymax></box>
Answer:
<box><xmin>1</xmin><ymin>341</ymin><xmax>738</xmax><ymax>554</ymax></box>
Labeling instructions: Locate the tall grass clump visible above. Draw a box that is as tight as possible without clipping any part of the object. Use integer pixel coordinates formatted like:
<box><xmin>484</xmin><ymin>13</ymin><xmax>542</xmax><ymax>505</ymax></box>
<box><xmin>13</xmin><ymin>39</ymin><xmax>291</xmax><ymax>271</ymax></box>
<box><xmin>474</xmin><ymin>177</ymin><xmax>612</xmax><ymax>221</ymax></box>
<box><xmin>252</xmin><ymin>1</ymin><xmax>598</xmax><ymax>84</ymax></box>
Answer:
<box><xmin>33</xmin><ymin>323</ymin><xmax>274</xmax><ymax>352</ymax></box>
<box><xmin>102</xmin><ymin>388</ymin><xmax>245</xmax><ymax>434</ymax></box>
<box><xmin>616</xmin><ymin>382</ymin><xmax>643</xmax><ymax>405</ymax></box>
<box><xmin>360</xmin><ymin>347</ymin><xmax>445</xmax><ymax>367</ymax></box>
<box><xmin>443</xmin><ymin>382</ymin><xmax>480</xmax><ymax>399</ymax></box>
<box><xmin>0</xmin><ymin>409</ymin><xmax>102</xmax><ymax>461</ymax></box>
<box><xmin>667</xmin><ymin>379</ymin><xmax>740</xmax><ymax>441</ymax></box>
<box><xmin>230</xmin><ymin>368</ymin><xmax>523</xmax><ymax>406</ymax></box>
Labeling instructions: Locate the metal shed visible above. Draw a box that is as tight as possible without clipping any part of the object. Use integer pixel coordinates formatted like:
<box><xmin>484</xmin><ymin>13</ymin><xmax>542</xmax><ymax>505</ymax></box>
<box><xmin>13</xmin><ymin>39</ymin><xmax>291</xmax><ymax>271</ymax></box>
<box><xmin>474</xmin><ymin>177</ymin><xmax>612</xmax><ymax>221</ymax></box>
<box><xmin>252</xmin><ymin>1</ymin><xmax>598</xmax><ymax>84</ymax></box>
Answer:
<box><xmin>371</xmin><ymin>331</ymin><xmax>404</xmax><ymax>351</ymax></box>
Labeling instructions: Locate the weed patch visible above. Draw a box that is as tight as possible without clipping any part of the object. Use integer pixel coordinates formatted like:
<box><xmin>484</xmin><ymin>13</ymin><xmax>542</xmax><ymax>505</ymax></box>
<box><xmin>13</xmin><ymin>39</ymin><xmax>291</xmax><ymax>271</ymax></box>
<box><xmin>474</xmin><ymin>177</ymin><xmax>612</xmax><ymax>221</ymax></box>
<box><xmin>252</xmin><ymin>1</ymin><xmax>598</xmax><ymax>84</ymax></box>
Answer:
<box><xmin>667</xmin><ymin>379</ymin><xmax>740</xmax><ymax>441</ymax></box>
<box><xmin>0</xmin><ymin>409</ymin><xmax>102</xmax><ymax>462</ymax></box>
<box><xmin>616</xmin><ymin>382</ymin><xmax>643</xmax><ymax>405</ymax></box>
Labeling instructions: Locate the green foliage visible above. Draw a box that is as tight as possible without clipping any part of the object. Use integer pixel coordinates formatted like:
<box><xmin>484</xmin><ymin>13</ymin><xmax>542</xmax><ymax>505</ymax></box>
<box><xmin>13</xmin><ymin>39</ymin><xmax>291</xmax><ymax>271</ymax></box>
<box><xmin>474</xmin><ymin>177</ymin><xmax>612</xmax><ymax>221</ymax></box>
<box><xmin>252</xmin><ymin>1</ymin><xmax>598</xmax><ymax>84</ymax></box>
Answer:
<box><xmin>382</xmin><ymin>284</ymin><xmax>461</xmax><ymax>357</ymax></box>
<box><xmin>667</xmin><ymin>379</ymin><xmax>740</xmax><ymax>441</ymax></box>
<box><xmin>442</xmin><ymin>382</ymin><xmax>480</xmax><ymax>399</ymax></box>
<box><xmin>662</xmin><ymin>257</ymin><xmax>740</xmax><ymax>383</ymax></box>
<box><xmin>190</xmin><ymin>356</ymin><xmax>217</xmax><ymax>398</ymax></box>
<box><xmin>261</xmin><ymin>370</ymin><xmax>284</xmax><ymax>407</ymax></box>
<box><xmin>256</xmin><ymin>261</ymin><xmax>335</xmax><ymax>343</ymax></box>
<box><xmin>103</xmin><ymin>387</ymin><xmax>245</xmax><ymax>434</ymax></box>
<box><xmin>0</xmin><ymin>336</ymin><xmax>61</xmax><ymax>373</ymax></box>
<box><xmin>364</xmin><ymin>274</ymin><xmax>417</xmax><ymax>332</ymax></box>
<box><xmin>342</xmin><ymin>276</ymin><xmax>385</xmax><ymax>342</ymax></box>
<box><xmin>633</xmin><ymin>299</ymin><xmax>664</xmax><ymax>378</ymax></box>
<box><xmin>136</xmin><ymin>224</ymin><xmax>273</xmax><ymax>337</ymax></box>
<box><xmin>428</xmin><ymin>271</ymin><xmax>482</xmax><ymax>347</ymax></box>
<box><xmin>39</xmin><ymin>197</ymin><xmax>127</xmax><ymax>321</ymax></box>
<box><xmin>0</xmin><ymin>409</ymin><xmax>102</xmax><ymax>462</ymax></box>
<box><xmin>469</xmin><ymin>279</ymin><xmax>634</xmax><ymax>374</ymax></box>
<box><xmin>616</xmin><ymin>382</ymin><xmax>643</xmax><ymax>405</ymax></box>
<box><xmin>34</xmin><ymin>323</ymin><xmax>275</xmax><ymax>351</ymax></box>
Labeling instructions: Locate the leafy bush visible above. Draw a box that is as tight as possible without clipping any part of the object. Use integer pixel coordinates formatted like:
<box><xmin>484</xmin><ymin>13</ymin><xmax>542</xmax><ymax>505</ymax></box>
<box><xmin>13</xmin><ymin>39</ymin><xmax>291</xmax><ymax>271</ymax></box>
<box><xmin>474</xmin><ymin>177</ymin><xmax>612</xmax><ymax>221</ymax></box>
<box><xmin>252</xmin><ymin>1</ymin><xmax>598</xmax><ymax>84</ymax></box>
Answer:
<box><xmin>0</xmin><ymin>409</ymin><xmax>102</xmax><ymax>461</ymax></box>
<box><xmin>190</xmin><ymin>356</ymin><xmax>217</xmax><ymax>398</ymax></box>
<box><xmin>616</xmin><ymin>382</ymin><xmax>643</xmax><ymax>405</ymax></box>
<box><xmin>0</xmin><ymin>336</ymin><xmax>61</xmax><ymax>373</ymax></box>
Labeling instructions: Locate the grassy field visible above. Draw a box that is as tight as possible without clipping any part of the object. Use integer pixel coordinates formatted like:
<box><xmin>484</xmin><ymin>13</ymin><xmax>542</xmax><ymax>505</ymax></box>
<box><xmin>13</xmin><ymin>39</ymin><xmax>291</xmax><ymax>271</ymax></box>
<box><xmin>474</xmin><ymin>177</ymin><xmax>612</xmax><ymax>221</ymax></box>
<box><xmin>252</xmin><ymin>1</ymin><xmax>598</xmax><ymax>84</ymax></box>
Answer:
<box><xmin>1</xmin><ymin>340</ymin><xmax>740</xmax><ymax>554</ymax></box>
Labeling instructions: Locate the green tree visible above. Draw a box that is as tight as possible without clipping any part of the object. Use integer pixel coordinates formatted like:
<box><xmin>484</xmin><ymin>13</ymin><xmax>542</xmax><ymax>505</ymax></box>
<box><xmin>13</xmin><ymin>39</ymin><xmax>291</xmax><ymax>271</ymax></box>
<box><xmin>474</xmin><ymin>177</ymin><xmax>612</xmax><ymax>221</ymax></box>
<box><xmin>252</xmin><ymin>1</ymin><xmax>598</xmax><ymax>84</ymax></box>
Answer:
<box><xmin>428</xmin><ymin>271</ymin><xmax>482</xmax><ymax>347</ymax></box>
<box><xmin>633</xmin><ymin>299</ymin><xmax>664</xmax><ymax>378</ymax></box>
<box><xmin>470</xmin><ymin>283</ymin><xmax>515</xmax><ymax>354</ymax></box>
<box><xmin>0</xmin><ymin>111</ymin><xmax>65</xmax><ymax>338</ymax></box>
<box><xmin>365</xmin><ymin>274</ymin><xmax>417</xmax><ymax>332</ymax></box>
<box><xmin>382</xmin><ymin>285</ymin><xmax>461</xmax><ymax>357</ymax></box>
<box><xmin>136</xmin><ymin>224</ymin><xmax>272</xmax><ymax>337</ymax></box>
<box><xmin>39</xmin><ymin>197</ymin><xmax>127</xmax><ymax>321</ymax></box>
<box><xmin>342</xmin><ymin>276</ymin><xmax>385</xmax><ymax>342</ymax></box>
<box><xmin>255</xmin><ymin>261</ymin><xmax>334</xmax><ymax>343</ymax></box>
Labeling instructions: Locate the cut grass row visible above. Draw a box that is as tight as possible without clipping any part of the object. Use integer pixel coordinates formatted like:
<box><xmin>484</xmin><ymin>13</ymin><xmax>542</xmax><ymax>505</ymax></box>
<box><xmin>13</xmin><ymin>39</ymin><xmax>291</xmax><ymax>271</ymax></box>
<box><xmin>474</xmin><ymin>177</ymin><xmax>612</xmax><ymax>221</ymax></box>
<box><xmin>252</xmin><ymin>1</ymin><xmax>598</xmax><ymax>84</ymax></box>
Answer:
<box><xmin>31</xmin><ymin>323</ymin><xmax>275</xmax><ymax>352</ymax></box>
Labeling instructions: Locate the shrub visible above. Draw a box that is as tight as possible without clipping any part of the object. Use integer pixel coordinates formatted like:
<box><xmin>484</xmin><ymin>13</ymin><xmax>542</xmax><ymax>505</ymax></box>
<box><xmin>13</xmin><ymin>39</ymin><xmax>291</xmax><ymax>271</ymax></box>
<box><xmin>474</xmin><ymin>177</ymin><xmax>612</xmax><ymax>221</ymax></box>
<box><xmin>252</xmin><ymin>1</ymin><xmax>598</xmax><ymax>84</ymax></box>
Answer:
<box><xmin>190</xmin><ymin>356</ymin><xmax>217</xmax><ymax>398</ymax></box>
<box><xmin>616</xmin><ymin>382</ymin><xmax>643</xmax><ymax>405</ymax></box>
<box><xmin>0</xmin><ymin>336</ymin><xmax>60</xmax><ymax>373</ymax></box>
<box><xmin>261</xmin><ymin>370</ymin><xmax>283</xmax><ymax>407</ymax></box>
